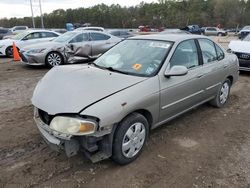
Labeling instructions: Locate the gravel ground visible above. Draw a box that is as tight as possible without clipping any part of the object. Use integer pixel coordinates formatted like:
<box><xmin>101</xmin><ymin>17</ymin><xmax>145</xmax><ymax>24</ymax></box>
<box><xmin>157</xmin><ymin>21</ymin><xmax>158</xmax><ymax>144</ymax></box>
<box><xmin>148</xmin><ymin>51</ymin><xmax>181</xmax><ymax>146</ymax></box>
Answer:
<box><xmin>0</xmin><ymin>37</ymin><xmax>250</xmax><ymax>188</ymax></box>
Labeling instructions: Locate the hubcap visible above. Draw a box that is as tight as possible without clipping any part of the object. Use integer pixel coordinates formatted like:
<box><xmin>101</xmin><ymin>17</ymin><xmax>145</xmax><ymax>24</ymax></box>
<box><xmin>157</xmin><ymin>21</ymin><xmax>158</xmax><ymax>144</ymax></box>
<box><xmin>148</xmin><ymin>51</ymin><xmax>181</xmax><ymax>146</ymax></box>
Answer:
<box><xmin>220</xmin><ymin>82</ymin><xmax>229</xmax><ymax>104</ymax></box>
<box><xmin>47</xmin><ymin>53</ymin><xmax>62</xmax><ymax>66</ymax></box>
<box><xmin>122</xmin><ymin>122</ymin><xmax>146</xmax><ymax>158</ymax></box>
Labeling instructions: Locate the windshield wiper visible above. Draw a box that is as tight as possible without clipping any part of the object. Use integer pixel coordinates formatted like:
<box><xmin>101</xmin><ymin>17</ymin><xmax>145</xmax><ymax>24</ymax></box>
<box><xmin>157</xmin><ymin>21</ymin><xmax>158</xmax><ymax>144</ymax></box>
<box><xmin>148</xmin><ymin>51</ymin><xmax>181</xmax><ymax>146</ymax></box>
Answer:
<box><xmin>103</xmin><ymin>66</ymin><xmax>129</xmax><ymax>75</ymax></box>
<box><xmin>88</xmin><ymin>62</ymin><xmax>129</xmax><ymax>75</ymax></box>
<box><xmin>87</xmin><ymin>61</ymin><xmax>103</xmax><ymax>69</ymax></box>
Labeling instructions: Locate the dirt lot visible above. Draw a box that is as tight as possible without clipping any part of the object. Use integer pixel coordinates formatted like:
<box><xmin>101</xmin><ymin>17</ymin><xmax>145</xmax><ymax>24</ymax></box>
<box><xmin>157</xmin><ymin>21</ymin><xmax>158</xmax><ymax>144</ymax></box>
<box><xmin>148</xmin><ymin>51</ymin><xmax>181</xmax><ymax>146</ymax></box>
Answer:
<box><xmin>0</xmin><ymin>37</ymin><xmax>250</xmax><ymax>188</ymax></box>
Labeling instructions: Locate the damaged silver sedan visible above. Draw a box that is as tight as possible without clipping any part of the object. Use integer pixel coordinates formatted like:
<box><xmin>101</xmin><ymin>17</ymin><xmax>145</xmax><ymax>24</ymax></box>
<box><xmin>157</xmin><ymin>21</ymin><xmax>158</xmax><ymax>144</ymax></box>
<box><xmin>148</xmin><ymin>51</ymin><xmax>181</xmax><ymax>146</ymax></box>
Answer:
<box><xmin>32</xmin><ymin>34</ymin><xmax>239</xmax><ymax>165</ymax></box>
<box><xmin>20</xmin><ymin>31</ymin><xmax>121</xmax><ymax>67</ymax></box>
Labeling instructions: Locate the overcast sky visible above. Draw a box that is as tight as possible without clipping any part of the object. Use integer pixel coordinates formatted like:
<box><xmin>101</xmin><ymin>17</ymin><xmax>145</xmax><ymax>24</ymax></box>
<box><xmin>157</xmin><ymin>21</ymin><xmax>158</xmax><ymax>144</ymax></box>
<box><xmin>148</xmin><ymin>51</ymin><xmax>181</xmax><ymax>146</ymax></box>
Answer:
<box><xmin>0</xmin><ymin>0</ymin><xmax>157</xmax><ymax>19</ymax></box>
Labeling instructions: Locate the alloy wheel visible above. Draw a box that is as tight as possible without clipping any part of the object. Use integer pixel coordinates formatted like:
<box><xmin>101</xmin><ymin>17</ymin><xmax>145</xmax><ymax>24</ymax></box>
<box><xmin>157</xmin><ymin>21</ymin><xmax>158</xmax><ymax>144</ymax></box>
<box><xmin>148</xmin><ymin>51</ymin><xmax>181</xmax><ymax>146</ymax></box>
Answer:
<box><xmin>47</xmin><ymin>53</ymin><xmax>62</xmax><ymax>66</ymax></box>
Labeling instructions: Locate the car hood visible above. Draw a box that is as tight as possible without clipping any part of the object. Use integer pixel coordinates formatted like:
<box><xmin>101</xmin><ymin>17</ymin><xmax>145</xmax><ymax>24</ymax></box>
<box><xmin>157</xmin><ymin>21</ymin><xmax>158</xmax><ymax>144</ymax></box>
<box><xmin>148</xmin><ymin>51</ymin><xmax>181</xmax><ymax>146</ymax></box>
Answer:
<box><xmin>32</xmin><ymin>65</ymin><xmax>147</xmax><ymax>115</ymax></box>
<box><xmin>22</xmin><ymin>41</ymin><xmax>64</xmax><ymax>51</ymax></box>
<box><xmin>229</xmin><ymin>40</ymin><xmax>250</xmax><ymax>54</ymax></box>
<box><xmin>0</xmin><ymin>38</ymin><xmax>17</xmax><ymax>45</ymax></box>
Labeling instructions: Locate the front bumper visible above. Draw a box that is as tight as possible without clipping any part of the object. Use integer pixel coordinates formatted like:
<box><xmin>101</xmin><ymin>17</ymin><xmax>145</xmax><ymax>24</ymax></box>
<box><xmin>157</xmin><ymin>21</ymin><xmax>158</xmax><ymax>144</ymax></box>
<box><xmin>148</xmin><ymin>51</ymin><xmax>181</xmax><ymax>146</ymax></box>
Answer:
<box><xmin>20</xmin><ymin>51</ymin><xmax>46</xmax><ymax>65</ymax></box>
<box><xmin>34</xmin><ymin>108</ymin><xmax>115</xmax><ymax>162</ymax></box>
<box><xmin>239</xmin><ymin>60</ymin><xmax>250</xmax><ymax>71</ymax></box>
<box><xmin>34</xmin><ymin>110</ymin><xmax>80</xmax><ymax>156</ymax></box>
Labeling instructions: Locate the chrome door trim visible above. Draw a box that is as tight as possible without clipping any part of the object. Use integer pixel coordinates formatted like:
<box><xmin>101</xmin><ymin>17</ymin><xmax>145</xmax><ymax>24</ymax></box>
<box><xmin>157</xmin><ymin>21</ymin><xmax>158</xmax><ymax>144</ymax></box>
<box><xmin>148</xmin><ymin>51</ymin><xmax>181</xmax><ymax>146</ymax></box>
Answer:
<box><xmin>206</xmin><ymin>82</ymin><xmax>221</xmax><ymax>90</ymax></box>
<box><xmin>161</xmin><ymin>90</ymin><xmax>204</xmax><ymax>110</ymax></box>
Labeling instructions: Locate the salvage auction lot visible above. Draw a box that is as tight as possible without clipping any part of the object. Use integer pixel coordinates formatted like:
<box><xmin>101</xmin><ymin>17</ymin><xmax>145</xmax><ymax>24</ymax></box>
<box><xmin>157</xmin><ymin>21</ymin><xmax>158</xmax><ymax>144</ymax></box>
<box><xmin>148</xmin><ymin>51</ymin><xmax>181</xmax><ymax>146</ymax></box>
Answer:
<box><xmin>0</xmin><ymin>37</ymin><xmax>250</xmax><ymax>187</ymax></box>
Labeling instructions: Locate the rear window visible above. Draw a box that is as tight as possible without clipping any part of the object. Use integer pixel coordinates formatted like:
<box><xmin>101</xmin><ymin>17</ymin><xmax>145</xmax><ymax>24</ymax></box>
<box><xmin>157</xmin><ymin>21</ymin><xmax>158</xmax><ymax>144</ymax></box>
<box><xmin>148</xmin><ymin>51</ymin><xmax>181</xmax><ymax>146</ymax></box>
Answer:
<box><xmin>15</xmin><ymin>26</ymin><xmax>27</xmax><ymax>30</ymax></box>
<box><xmin>90</xmin><ymin>33</ymin><xmax>110</xmax><ymax>41</ymax></box>
<box><xmin>41</xmin><ymin>32</ymin><xmax>59</xmax><ymax>38</ymax></box>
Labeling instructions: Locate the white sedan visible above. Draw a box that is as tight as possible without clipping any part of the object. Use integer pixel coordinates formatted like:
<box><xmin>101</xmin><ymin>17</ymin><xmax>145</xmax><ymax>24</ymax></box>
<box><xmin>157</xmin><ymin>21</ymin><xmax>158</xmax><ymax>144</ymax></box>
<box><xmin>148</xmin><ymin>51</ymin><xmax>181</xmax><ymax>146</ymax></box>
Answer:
<box><xmin>0</xmin><ymin>30</ymin><xmax>60</xmax><ymax>57</ymax></box>
<box><xmin>229</xmin><ymin>34</ymin><xmax>250</xmax><ymax>71</ymax></box>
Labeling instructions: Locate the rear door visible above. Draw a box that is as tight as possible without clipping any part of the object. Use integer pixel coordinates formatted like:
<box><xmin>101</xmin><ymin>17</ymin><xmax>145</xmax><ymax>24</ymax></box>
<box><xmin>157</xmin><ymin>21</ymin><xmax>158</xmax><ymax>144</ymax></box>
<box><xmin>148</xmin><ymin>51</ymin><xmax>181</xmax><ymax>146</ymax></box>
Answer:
<box><xmin>159</xmin><ymin>39</ymin><xmax>205</xmax><ymax>121</ymax></box>
<box><xmin>196</xmin><ymin>38</ymin><xmax>227</xmax><ymax>99</ymax></box>
<box><xmin>41</xmin><ymin>32</ymin><xmax>59</xmax><ymax>41</ymax></box>
<box><xmin>68</xmin><ymin>33</ymin><xmax>91</xmax><ymax>57</ymax></box>
<box><xmin>90</xmin><ymin>32</ymin><xmax>115</xmax><ymax>57</ymax></box>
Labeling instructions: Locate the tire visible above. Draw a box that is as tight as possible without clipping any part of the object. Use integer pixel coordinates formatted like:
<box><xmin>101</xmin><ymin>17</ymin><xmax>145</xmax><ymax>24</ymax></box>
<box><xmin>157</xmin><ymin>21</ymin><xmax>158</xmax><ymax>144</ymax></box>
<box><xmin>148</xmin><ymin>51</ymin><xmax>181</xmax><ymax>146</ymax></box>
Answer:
<box><xmin>5</xmin><ymin>46</ymin><xmax>13</xmax><ymax>57</ymax></box>
<box><xmin>210</xmin><ymin>79</ymin><xmax>231</xmax><ymax>108</ymax></box>
<box><xmin>45</xmin><ymin>52</ymin><xmax>63</xmax><ymax>68</ymax></box>
<box><xmin>111</xmin><ymin>113</ymin><xmax>149</xmax><ymax>165</ymax></box>
<box><xmin>217</xmin><ymin>33</ymin><xmax>223</xmax><ymax>37</ymax></box>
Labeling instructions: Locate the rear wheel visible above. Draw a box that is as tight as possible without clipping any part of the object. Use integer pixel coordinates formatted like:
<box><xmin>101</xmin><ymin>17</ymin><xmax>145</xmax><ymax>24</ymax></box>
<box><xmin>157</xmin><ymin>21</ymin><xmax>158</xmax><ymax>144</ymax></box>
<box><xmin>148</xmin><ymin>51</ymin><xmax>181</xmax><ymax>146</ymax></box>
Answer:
<box><xmin>217</xmin><ymin>33</ymin><xmax>223</xmax><ymax>37</ymax></box>
<box><xmin>5</xmin><ymin>46</ymin><xmax>13</xmax><ymax>57</ymax></box>
<box><xmin>210</xmin><ymin>79</ymin><xmax>231</xmax><ymax>108</ymax></box>
<box><xmin>111</xmin><ymin>113</ymin><xmax>149</xmax><ymax>165</ymax></box>
<box><xmin>45</xmin><ymin>52</ymin><xmax>63</xmax><ymax>68</ymax></box>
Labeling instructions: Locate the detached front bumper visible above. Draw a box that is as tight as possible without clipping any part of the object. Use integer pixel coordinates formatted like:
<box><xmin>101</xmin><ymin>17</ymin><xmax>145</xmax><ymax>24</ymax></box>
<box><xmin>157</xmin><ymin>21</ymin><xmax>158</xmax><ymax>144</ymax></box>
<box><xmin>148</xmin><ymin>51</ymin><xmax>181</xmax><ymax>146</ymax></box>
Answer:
<box><xmin>34</xmin><ymin>108</ymin><xmax>115</xmax><ymax>162</ymax></box>
<box><xmin>34</xmin><ymin>110</ymin><xmax>80</xmax><ymax>157</ymax></box>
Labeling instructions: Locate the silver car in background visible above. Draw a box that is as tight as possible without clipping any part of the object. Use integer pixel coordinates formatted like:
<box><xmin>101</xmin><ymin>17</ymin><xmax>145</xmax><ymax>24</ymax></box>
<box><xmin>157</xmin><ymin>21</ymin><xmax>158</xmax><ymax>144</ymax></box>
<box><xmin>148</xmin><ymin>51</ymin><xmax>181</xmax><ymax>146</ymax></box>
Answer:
<box><xmin>20</xmin><ymin>31</ymin><xmax>121</xmax><ymax>67</ymax></box>
<box><xmin>32</xmin><ymin>34</ymin><xmax>239</xmax><ymax>165</ymax></box>
<box><xmin>0</xmin><ymin>30</ymin><xmax>60</xmax><ymax>57</ymax></box>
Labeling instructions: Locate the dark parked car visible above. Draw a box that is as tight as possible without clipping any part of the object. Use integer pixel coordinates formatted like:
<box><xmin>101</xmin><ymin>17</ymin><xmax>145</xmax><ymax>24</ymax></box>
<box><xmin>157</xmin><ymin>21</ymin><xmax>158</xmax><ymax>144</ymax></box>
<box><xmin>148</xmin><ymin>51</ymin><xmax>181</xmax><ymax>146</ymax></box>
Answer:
<box><xmin>108</xmin><ymin>30</ymin><xmax>135</xmax><ymax>39</ymax></box>
<box><xmin>181</xmin><ymin>25</ymin><xmax>202</xmax><ymax>35</ymax></box>
<box><xmin>0</xmin><ymin>28</ymin><xmax>9</xmax><ymax>40</ymax></box>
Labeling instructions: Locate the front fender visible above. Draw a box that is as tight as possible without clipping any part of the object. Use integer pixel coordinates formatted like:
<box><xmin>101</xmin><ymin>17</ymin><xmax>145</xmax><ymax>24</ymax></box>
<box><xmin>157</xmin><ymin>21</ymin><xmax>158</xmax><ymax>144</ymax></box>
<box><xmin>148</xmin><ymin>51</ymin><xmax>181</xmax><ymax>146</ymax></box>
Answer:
<box><xmin>80</xmin><ymin>76</ymin><xmax>160</xmax><ymax>134</ymax></box>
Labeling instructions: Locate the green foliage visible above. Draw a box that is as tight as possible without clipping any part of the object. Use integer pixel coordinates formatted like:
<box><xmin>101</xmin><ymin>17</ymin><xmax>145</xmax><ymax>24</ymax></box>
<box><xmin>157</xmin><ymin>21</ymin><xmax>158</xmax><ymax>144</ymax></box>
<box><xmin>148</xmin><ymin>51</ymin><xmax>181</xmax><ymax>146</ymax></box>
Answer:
<box><xmin>0</xmin><ymin>0</ymin><xmax>249</xmax><ymax>28</ymax></box>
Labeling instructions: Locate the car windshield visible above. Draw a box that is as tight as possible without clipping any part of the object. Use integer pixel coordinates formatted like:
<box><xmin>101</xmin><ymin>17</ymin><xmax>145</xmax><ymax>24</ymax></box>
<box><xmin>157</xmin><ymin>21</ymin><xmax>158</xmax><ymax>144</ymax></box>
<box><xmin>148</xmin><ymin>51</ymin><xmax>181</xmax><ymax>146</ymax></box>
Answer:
<box><xmin>94</xmin><ymin>39</ymin><xmax>172</xmax><ymax>77</ymax></box>
<box><xmin>243</xmin><ymin>34</ymin><xmax>250</xmax><ymax>41</ymax></box>
<box><xmin>12</xmin><ymin>31</ymin><xmax>29</xmax><ymax>40</ymax></box>
<box><xmin>54</xmin><ymin>32</ymin><xmax>76</xmax><ymax>42</ymax></box>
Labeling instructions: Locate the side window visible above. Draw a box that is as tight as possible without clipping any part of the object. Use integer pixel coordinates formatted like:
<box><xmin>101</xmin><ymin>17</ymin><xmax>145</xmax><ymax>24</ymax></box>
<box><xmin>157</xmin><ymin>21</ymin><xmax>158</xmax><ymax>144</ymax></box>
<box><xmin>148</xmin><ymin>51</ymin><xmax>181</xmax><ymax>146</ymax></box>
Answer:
<box><xmin>90</xmin><ymin>33</ymin><xmax>110</xmax><ymax>41</ymax></box>
<box><xmin>111</xmin><ymin>31</ymin><xmax>120</xmax><ymax>36</ymax></box>
<box><xmin>41</xmin><ymin>32</ymin><xmax>58</xmax><ymax>38</ymax></box>
<box><xmin>69</xmin><ymin>33</ymin><xmax>89</xmax><ymax>43</ymax></box>
<box><xmin>170</xmin><ymin>40</ymin><xmax>199</xmax><ymax>69</ymax></box>
<box><xmin>23</xmin><ymin>32</ymin><xmax>40</xmax><ymax>40</ymax></box>
<box><xmin>215</xmin><ymin>44</ymin><xmax>225</xmax><ymax>61</ymax></box>
<box><xmin>198</xmin><ymin>39</ymin><xmax>217</xmax><ymax>63</ymax></box>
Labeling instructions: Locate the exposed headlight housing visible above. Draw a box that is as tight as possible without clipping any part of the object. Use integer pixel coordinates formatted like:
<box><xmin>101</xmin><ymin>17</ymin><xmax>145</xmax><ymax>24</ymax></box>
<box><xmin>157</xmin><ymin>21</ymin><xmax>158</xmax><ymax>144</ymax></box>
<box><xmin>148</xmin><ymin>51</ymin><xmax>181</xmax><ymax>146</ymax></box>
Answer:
<box><xmin>27</xmin><ymin>48</ymin><xmax>46</xmax><ymax>54</ymax></box>
<box><xmin>50</xmin><ymin>116</ymin><xmax>97</xmax><ymax>136</ymax></box>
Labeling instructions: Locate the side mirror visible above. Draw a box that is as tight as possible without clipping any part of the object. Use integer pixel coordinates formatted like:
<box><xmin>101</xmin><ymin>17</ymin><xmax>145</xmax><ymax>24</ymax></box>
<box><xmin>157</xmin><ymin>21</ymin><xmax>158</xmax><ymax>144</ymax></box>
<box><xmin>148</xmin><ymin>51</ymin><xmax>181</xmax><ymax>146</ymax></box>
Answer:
<box><xmin>164</xmin><ymin>65</ymin><xmax>188</xmax><ymax>77</ymax></box>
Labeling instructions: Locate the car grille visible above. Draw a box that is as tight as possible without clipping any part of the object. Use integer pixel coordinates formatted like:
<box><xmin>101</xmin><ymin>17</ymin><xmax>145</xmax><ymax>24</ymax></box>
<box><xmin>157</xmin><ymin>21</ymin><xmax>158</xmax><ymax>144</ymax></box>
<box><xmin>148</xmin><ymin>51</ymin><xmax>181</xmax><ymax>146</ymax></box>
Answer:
<box><xmin>235</xmin><ymin>52</ymin><xmax>250</xmax><ymax>60</ymax></box>
<box><xmin>38</xmin><ymin>109</ymin><xmax>54</xmax><ymax>125</ymax></box>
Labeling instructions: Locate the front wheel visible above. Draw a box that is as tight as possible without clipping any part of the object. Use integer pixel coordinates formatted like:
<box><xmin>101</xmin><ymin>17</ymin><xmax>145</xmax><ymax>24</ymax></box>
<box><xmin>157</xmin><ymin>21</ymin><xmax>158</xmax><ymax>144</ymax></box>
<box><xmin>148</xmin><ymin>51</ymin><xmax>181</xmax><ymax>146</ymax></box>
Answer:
<box><xmin>210</xmin><ymin>79</ymin><xmax>231</xmax><ymax>108</ymax></box>
<box><xmin>5</xmin><ymin>46</ymin><xmax>13</xmax><ymax>57</ymax></box>
<box><xmin>45</xmin><ymin>52</ymin><xmax>63</xmax><ymax>68</ymax></box>
<box><xmin>112</xmin><ymin>113</ymin><xmax>149</xmax><ymax>165</ymax></box>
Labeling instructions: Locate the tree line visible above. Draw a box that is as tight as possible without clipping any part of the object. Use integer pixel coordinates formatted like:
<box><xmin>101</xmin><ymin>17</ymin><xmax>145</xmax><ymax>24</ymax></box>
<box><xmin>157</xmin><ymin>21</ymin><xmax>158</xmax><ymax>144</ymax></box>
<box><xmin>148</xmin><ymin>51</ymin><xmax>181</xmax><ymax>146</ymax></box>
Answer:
<box><xmin>0</xmin><ymin>0</ymin><xmax>250</xmax><ymax>29</ymax></box>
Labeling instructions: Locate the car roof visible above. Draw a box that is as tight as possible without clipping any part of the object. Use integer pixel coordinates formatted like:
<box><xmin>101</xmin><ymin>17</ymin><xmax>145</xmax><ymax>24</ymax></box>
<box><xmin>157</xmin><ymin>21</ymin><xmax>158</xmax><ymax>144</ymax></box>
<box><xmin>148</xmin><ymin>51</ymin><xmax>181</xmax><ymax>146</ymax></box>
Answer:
<box><xmin>130</xmin><ymin>34</ymin><xmax>209</xmax><ymax>43</ymax></box>
<box><xmin>26</xmin><ymin>29</ymin><xmax>58</xmax><ymax>33</ymax></box>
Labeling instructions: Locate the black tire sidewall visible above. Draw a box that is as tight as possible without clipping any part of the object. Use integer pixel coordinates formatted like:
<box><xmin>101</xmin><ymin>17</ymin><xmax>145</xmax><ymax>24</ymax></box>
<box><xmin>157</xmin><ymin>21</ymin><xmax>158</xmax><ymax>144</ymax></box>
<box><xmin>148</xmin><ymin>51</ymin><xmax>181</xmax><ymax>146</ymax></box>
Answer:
<box><xmin>5</xmin><ymin>46</ymin><xmax>13</xmax><ymax>57</ymax></box>
<box><xmin>112</xmin><ymin>113</ymin><xmax>149</xmax><ymax>165</ymax></box>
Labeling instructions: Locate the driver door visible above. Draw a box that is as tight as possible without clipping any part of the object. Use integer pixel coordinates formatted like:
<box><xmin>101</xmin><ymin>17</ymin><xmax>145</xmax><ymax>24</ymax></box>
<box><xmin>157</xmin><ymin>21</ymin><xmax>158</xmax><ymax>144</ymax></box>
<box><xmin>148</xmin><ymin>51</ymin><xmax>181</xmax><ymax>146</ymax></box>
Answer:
<box><xmin>159</xmin><ymin>39</ymin><xmax>204</xmax><ymax>122</ymax></box>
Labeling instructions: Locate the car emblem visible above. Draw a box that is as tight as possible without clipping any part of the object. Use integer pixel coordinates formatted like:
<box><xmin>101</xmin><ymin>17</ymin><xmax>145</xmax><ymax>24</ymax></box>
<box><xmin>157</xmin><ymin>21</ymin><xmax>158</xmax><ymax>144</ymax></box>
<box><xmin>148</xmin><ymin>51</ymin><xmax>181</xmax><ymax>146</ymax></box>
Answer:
<box><xmin>240</xmin><ymin>54</ymin><xmax>250</xmax><ymax>59</ymax></box>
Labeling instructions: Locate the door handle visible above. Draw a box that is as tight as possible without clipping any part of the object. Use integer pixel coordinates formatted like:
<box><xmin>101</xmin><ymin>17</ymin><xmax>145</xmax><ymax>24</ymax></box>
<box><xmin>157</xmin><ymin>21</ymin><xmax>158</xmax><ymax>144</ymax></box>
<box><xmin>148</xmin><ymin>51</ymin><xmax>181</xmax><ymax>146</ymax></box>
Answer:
<box><xmin>223</xmin><ymin>64</ymin><xmax>229</xmax><ymax>68</ymax></box>
<box><xmin>196</xmin><ymin>74</ymin><xmax>204</xmax><ymax>78</ymax></box>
